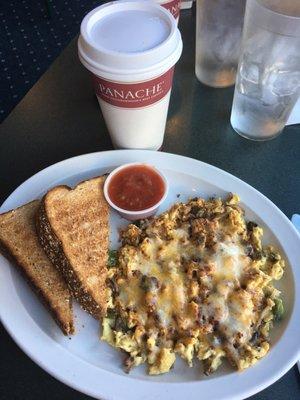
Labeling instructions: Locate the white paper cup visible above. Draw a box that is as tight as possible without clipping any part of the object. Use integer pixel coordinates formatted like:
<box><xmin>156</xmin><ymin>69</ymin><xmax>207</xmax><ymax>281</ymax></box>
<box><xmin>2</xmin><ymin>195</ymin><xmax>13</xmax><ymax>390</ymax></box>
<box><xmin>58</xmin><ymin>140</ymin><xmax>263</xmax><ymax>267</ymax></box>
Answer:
<box><xmin>78</xmin><ymin>0</ymin><xmax>182</xmax><ymax>150</ymax></box>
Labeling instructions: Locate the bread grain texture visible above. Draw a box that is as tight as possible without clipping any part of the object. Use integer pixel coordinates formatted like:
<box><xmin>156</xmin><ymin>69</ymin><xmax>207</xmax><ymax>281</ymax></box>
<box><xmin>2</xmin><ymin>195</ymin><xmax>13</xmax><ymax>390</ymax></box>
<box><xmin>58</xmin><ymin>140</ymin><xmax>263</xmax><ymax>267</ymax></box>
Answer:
<box><xmin>36</xmin><ymin>176</ymin><xmax>109</xmax><ymax>319</ymax></box>
<box><xmin>0</xmin><ymin>201</ymin><xmax>74</xmax><ymax>335</ymax></box>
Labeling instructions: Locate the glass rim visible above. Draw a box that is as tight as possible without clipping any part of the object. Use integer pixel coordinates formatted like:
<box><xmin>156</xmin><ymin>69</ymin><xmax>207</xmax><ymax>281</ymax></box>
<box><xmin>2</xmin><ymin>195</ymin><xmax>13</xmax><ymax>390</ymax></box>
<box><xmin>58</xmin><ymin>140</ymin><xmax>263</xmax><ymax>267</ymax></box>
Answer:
<box><xmin>248</xmin><ymin>0</ymin><xmax>300</xmax><ymax>37</ymax></box>
<box><xmin>254</xmin><ymin>0</ymin><xmax>300</xmax><ymax>21</ymax></box>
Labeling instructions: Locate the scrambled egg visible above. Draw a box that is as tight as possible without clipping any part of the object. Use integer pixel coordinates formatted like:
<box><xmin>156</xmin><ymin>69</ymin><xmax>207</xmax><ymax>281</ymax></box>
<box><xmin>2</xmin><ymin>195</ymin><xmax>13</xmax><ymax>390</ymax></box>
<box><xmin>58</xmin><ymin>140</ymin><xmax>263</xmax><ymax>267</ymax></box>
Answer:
<box><xmin>102</xmin><ymin>194</ymin><xmax>285</xmax><ymax>375</ymax></box>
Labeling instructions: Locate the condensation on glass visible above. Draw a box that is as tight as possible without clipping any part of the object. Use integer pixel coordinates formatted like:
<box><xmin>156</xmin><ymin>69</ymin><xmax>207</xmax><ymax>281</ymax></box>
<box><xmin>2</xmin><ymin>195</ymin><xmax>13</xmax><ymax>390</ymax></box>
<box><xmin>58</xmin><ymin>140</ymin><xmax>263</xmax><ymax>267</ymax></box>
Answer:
<box><xmin>195</xmin><ymin>0</ymin><xmax>246</xmax><ymax>88</ymax></box>
<box><xmin>231</xmin><ymin>0</ymin><xmax>300</xmax><ymax>141</ymax></box>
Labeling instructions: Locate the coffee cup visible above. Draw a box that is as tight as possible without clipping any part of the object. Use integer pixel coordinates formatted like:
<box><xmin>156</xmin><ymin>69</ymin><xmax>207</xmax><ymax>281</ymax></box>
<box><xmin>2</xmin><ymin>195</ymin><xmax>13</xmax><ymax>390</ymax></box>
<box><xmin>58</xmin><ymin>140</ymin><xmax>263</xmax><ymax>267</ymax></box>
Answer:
<box><xmin>78</xmin><ymin>0</ymin><xmax>182</xmax><ymax>150</ymax></box>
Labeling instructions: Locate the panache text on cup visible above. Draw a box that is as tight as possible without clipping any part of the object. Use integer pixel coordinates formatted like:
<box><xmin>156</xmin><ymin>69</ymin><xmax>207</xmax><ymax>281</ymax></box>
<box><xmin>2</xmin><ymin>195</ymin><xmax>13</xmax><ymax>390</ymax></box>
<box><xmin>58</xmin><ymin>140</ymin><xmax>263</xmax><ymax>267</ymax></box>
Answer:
<box><xmin>93</xmin><ymin>68</ymin><xmax>174</xmax><ymax>108</ymax></box>
<box><xmin>98</xmin><ymin>82</ymin><xmax>163</xmax><ymax>100</ymax></box>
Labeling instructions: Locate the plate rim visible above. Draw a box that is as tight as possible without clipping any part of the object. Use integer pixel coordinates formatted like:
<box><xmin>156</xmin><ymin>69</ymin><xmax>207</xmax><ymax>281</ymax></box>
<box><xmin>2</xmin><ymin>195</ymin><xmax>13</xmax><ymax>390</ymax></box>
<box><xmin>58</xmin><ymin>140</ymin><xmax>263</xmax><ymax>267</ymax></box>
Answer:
<box><xmin>1</xmin><ymin>149</ymin><xmax>300</xmax><ymax>400</ymax></box>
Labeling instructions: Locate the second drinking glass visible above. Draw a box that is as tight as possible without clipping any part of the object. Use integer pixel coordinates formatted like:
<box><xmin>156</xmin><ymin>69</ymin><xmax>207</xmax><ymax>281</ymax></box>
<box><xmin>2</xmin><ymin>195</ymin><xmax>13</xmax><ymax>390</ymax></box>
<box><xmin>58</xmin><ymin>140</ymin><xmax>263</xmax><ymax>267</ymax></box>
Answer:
<box><xmin>231</xmin><ymin>0</ymin><xmax>300</xmax><ymax>140</ymax></box>
<box><xmin>195</xmin><ymin>0</ymin><xmax>246</xmax><ymax>88</ymax></box>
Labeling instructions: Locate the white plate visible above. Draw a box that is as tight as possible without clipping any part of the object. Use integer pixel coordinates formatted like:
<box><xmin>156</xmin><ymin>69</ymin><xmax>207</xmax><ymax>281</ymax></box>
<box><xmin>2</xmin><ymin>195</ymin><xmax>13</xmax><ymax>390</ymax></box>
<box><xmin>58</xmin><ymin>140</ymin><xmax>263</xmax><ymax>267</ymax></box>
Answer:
<box><xmin>1</xmin><ymin>150</ymin><xmax>300</xmax><ymax>400</ymax></box>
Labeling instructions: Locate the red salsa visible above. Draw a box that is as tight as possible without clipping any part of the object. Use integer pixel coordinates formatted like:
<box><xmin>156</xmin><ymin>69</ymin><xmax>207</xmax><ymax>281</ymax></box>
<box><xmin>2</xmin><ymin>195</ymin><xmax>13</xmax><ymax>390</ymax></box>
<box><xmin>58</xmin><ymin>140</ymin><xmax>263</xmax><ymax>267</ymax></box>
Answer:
<box><xmin>108</xmin><ymin>165</ymin><xmax>166</xmax><ymax>211</ymax></box>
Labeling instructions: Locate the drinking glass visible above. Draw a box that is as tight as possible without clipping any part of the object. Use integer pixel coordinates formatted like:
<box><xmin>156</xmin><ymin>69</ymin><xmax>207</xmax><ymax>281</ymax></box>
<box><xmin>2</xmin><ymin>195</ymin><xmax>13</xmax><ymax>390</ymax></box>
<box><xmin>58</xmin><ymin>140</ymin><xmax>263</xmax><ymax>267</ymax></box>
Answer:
<box><xmin>195</xmin><ymin>0</ymin><xmax>246</xmax><ymax>88</ymax></box>
<box><xmin>231</xmin><ymin>0</ymin><xmax>300</xmax><ymax>141</ymax></box>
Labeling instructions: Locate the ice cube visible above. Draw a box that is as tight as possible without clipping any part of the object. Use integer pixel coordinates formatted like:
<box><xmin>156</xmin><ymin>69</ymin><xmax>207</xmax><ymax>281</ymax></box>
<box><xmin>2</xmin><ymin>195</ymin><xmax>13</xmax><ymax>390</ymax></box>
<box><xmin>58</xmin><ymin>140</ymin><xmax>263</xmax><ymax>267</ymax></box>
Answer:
<box><xmin>261</xmin><ymin>85</ymin><xmax>278</xmax><ymax>107</ymax></box>
<box><xmin>240</xmin><ymin>60</ymin><xmax>260</xmax><ymax>84</ymax></box>
<box><xmin>237</xmin><ymin>53</ymin><xmax>263</xmax><ymax>98</ymax></box>
<box><xmin>266</xmin><ymin>66</ymin><xmax>300</xmax><ymax>97</ymax></box>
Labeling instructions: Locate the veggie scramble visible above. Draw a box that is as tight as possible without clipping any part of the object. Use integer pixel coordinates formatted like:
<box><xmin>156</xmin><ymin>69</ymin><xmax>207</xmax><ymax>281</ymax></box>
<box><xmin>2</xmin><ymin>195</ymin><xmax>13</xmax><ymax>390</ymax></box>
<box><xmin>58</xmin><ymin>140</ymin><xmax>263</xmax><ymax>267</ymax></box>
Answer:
<box><xmin>102</xmin><ymin>194</ymin><xmax>285</xmax><ymax>375</ymax></box>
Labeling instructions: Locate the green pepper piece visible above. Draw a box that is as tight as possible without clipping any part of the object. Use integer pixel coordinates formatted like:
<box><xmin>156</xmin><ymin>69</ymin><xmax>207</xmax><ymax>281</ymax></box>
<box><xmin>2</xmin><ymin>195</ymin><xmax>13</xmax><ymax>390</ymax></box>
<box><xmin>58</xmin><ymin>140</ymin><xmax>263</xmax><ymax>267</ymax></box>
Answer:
<box><xmin>273</xmin><ymin>298</ymin><xmax>284</xmax><ymax>321</ymax></box>
<box><xmin>108</xmin><ymin>249</ymin><xmax>118</xmax><ymax>268</ymax></box>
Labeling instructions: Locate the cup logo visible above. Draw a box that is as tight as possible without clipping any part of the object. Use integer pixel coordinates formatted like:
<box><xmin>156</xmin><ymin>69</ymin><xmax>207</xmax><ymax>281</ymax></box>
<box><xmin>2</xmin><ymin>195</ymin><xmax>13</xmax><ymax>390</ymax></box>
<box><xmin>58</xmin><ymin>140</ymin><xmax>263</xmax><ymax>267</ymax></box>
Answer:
<box><xmin>161</xmin><ymin>0</ymin><xmax>181</xmax><ymax>19</ymax></box>
<box><xmin>93</xmin><ymin>68</ymin><xmax>174</xmax><ymax>108</ymax></box>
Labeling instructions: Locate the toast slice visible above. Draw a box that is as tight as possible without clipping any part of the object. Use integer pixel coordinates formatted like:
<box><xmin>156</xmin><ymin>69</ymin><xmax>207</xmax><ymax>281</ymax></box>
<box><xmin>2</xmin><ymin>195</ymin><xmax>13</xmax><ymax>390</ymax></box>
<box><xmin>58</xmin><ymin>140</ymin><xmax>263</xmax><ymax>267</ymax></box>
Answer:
<box><xmin>36</xmin><ymin>176</ymin><xmax>109</xmax><ymax>319</ymax></box>
<box><xmin>0</xmin><ymin>201</ymin><xmax>74</xmax><ymax>335</ymax></box>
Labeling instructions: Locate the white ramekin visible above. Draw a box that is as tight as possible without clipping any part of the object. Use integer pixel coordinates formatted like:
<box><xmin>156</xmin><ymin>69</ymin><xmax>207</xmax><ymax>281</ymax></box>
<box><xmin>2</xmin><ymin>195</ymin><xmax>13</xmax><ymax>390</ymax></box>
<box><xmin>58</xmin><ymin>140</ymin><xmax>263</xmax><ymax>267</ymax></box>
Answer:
<box><xmin>103</xmin><ymin>162</ymin><xmax>168</xmax><ymax>221</ymax></box>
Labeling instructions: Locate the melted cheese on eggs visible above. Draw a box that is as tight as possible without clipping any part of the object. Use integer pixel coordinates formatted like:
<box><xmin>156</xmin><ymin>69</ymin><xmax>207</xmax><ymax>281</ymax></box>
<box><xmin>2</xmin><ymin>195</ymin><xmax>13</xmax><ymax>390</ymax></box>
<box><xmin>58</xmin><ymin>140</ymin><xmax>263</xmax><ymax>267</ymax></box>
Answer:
<box><xmin>212</xmin><ymin>241</ymin><xmax>249</xmax><ymax>282</ymax></box>
<box><xmin>104</xmin><ymin>197</ymin><xmax>285</xmax><ymax>375</ymax></box>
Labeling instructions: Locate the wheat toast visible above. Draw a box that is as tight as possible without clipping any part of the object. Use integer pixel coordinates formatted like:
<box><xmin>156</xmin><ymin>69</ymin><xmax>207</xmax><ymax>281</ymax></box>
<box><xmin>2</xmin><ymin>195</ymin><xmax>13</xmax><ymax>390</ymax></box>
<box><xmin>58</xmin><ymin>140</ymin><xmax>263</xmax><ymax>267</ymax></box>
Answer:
<box><xmin>0</xmin><ymin>201</ymin><xmax>74</xmax><ymax>335</ymax></box>
<box><xmin>36</xmin><ymin>176</ymin><xmax>109</xmax><ymax>319</ymax></box>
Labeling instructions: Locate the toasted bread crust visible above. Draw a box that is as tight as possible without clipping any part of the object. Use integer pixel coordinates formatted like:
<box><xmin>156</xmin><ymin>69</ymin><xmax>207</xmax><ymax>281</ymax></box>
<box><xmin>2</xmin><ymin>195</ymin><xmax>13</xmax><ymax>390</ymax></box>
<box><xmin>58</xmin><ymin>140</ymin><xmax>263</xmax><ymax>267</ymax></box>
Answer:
<box><xmin>37</xmin><ymin>201</ymin><xmax>102</xmax><ymax>317</ymax></box>
<box><xmin>0</xmin><ymin>201</ymin><xmax>74</xmax><ymax>335</ymax></box>
<box><xmin>36</xmin><ymin>177</ymin><xmax>109</xmax><ymax>319</ymax></box>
